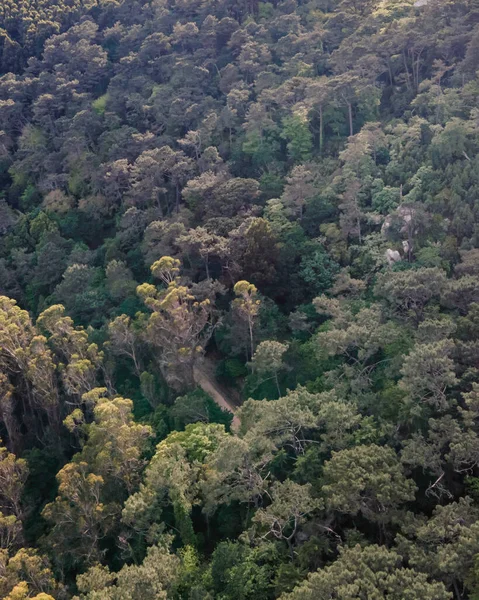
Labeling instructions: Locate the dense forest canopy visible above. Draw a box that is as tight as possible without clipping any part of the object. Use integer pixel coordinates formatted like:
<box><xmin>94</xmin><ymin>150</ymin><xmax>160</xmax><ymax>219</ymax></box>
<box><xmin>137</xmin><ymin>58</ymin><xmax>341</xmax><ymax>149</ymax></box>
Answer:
<box><xmin>1</xmin><ymin>0</ymin><xmax>479</xmax><ymax>597</ymax></box>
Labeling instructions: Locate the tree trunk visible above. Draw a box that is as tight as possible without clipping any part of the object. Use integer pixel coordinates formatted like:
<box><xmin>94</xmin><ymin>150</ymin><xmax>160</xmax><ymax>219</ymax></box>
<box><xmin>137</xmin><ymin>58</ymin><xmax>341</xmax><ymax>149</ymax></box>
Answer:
<box><xmin>248</xmin><ymin>318</ymin><xmax>254</xmax><ymax>361</ymax></box>
<box><xmin>347</xmin><ymin>102</ymin><xmax>353</xmax><ymax>137</ymax></box>
<box><xmin>319</xmin><ymin>103</ymin><xmax>324</xmax><ymax>153</ymax></box>
<box><xmin>175</xmin><ymin>184</ymin><xmax>180</xmax><ymax>213</ymax></box>
<box><xmin>387</xmin><ymin>60</ymin><xmax>394</xmax><ymax>86</ymax></box>
<box><xmin>275</xmin><ymin>372</ymin><xmax>281</xmax><ymax>397</ymax></box>
<box><xmin>403</xmin><ymin>51</ymin><xmax>411</xmax><ymax>91</ymax></box>
<box><xmin>132</xmin><ymin>349</ymin><xmax>142</xmax><ymax>378</ymax></box>
<box><xmin>205</xmin><ymin>258</ymin><xmax>210</xmax><ymax>280</ymax></box>
<box><xmin>287</xmin><ymin>537</ymin><xmax>294</xmax><ymax>561</ymax></box>
<box><xmin>415</xmin><ymin>48</ymin><xmax>424</xmax><ymax>90</ymax></box>
<box><xmin>452</xmin><ymin>578</ymin><xmax>462</xmax><ymax>600</ymax></box>
<box><xmin>407</xmin><ymin>220</ymin><xmax>414</xmax><ymax>262</ymax></box>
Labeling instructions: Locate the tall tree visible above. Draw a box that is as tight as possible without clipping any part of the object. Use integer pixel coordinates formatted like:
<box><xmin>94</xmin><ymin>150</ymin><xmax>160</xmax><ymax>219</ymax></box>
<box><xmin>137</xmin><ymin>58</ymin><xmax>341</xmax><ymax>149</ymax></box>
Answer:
<box><xmin>280</xmin><ymin>544</ymin><xmax>450</xmax><ymax>600</ymax></box>
<box><xmin>138</xmin><ymin>257</ymin><xmax>215</xmax><ymax>391</ymax></box>
<box><xmin>232</xmin><ymin>281</ymin><xmax>260</xmax><ymax>360</ymax></box>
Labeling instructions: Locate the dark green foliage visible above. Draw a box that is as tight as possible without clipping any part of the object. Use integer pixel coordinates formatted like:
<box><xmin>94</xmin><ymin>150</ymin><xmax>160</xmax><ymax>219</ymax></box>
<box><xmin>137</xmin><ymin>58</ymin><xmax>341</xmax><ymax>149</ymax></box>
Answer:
<box><xmin>298</xmin><ymin>247</ymin><xmax>340</xmax><ymax>298</ymax></box>
<box><xmin>209</xmin><ymin>541</ymin><xmax>283</xmax><ymax>600</ymax></box>
<box><xmin>216</xmin><ymin>358</ymin><xmax>248</xmax><ymax>386</ymax></box>
<box><xmin>170</xmin><ymin>388</ymin><xmax>234</xmax><ymax>431</ymax></box>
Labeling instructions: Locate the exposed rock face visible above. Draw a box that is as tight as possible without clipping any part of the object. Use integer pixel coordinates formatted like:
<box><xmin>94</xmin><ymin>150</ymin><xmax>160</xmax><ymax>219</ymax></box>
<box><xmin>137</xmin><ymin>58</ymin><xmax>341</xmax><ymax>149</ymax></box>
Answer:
<box><xmin>382</xmin><ymin>205</ymin><xmax>416</xmax><ymax>237</ymax></box>
<box><xmin>386</xmin><ymin>249</ymin><xmax>401</xmax><ymax>265</ymax></box>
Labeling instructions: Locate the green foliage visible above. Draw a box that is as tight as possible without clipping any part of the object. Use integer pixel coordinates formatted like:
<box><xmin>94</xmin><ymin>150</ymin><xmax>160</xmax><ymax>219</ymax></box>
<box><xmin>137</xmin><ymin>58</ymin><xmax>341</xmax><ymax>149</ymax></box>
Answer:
<box><xmin>170</xmin><ymin>387</ymin><xmax>234</xmax><ymax>431</ymax></box>
<box><xmin>19</xmin><ymin>185</ymin><xmax>41</xmax><ymax>212</ymax></box>
<box><xmin>208</xmin><ymin>541</ymin><xmax>283</xmax><ymax>600</ymax></box>
<box><xmin>92</xmin><ymin>94</ymin><xmax>109</xmax><ymax>115</ymax></box>
<box><xmin>281</xmin><ymin>544</ymin><xmax>451</xmax><ymax>600</ymax></box>
<box><xmin>323</xmin><ymin>445</ymin><xmax>416</xmax><ymax>524</ymax></box>
<box><xmin>281</xmin><ymin>115</ymin><xmax>313</xmax><ymax>163</ymax></box>
<box><xmin>372</xmin><ymin>185</ymin><xmax>400</xmax><ymax>214</ymax></box>
<box><xmin>299</xmin><ymin>247</ymin><xmax>340</xmax><ymax>298</ymax></box>
<box><xmin>216</xmin><ymin>358</ymin><xmax>248</xmax><ymax>385</ymax></box>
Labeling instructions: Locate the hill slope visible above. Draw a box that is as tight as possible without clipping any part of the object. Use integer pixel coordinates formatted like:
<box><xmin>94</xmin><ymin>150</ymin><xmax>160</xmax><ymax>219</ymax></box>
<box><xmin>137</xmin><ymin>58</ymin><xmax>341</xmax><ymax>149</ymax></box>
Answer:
<box><xmin>1</xmin><ymin>0</ymin><xmax>479</xmax><ymax>598</ymax></box>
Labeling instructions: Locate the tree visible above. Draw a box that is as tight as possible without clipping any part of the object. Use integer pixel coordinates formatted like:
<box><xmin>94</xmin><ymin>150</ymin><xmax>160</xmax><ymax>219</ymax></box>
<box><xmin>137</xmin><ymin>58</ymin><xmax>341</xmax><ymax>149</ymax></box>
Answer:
<box><xmin>0</xmin><ymin>513</ymin><xmax>22</xmax><ymax>552</ymax></box>
<box><xmin>42</xmin><ymin>388</ymin><xmax>152</xmax><ymax>569</ymax></box>
<box><xmin>128</xmin><ymin>147</ymin><xmax>194</xmax><ymax>214</ymax></box>
<box><xmin>442</xmin><ymin>276</ymin><xmax>479</xmax><ymax>316</ymax></box>
<box><xmin>281</xmin><ymin>166</ymin><xmax>316</xmax><ymax>220</ymax></box>
<box><xmin>123</xmin><ymin>423</ymin><xmax>228</xmax><ymax>546</ymax></box>
<box><xmin>0</xmin><ymin>442</ymin><xmax>28</xmax><ymax>522</ymax></box>
<box><xmin>375</xmin><ymin>268</ymin><xmax>447</xmax><ymax>324</ymax></box>
<box><xmin>0</xmin><ymin>548</ymin><xmax>59</xmax><ymax>600</ymax></box>
<box><xmin>242</xmin><ymin>102</ymin><xmax>280</xmax><ymax>167</ymax></box>
<box><xmin>0</xmin><ymin>378</ymin><xmax>20</xmax><ymax>455</ymax></box>
<box><xmin>178</xmin><ymin>226</ymin><xmax>227</xmax><ymax>279</ymax></box>
<box><xmin>338</xmin><ymin>178</ymin><xmax>364</xmax><ymax>244</ymax></box>
<box><xmin>66</xmin><ymin>389</ymin><xmax>153</xmax><ymax>496</ymax></box>
<box><xmin>330</xmin><ymin>69</ymin><xmax>381</xmax><ymax>137</ymax></box>
<box><xmin>322</xmin><ymin>445</ymin><xmax>416</xmax><ymax>530</ymax></box>
<box><xmin>170</xmin><ymin>388</ymin><xmax>233</xmax><ymax>431</ymax></box>
<box><xmin>401</xmin><ymin>415</ymin><xmax>461</xmax><ymax>500</ymax></box>
<box><xmin>75</xmin><ymin>537</ymin><xmax>180</xmax><ymax>600</ymax></box>
<box><xmin>238</xmin><ymin>388</ymin><xmax>348</xmax><ymax>458</ymax></box>
<box><xmin>253</xmin><ymin>480</ymin><xmax>322</xmax><ymax>559</ymax></box>
<box><xmin>0</xmin><ymin>297</ymin><xmax>60</xmax><ymax>446</ymax></box>
<box><xmin>313</xmin><ymin>299</ymin><xmax>401</xmax><ymax>394</ymax></box>
<box><xmin>37</xmin><ymin>305</ymin><xmax>103</xmax><ymax>403</ymax></box>
<box><xmin>5</xmin><ymin>582</ymin><xmax>55</xmax><ymax>600</ymax></box>
<box><xmin>227</xmin><ymin>218</ymin><xmax>280</xmax><ymax>287</ymax></box>
<box><xmin>238</xmin><ymin>42</ymin><xmax>272</xmax><ymax>81</ymax></box>
<box><xmin>53</xmin><ymin>264</ymin><xmax>107</xmax><ymax>325</ymax></box>
<box><xmin>400</xmin><ymin>340</ymin><xmax>457</xmax><ymax>413</ymax></box>
<box><xmin>280</xmin><ymin>544</ymin><xmax>451</xmax><ymax>600</ymax></box>
<box><xmin>142</xmin><ymin>219</ymin><xmax>187</xmax><ymax>267</ymax></box>
<box><xmin>105</xmin><ymin>260</ymin><xmax>137</xmax><ymax>303</ymax></box>
<box><xmin>182</xmin><ymin>172</ymin><xmax>225</xmax><ymax>216</ymax></box>
<box><xmin>207</xmin><ymin>540</ymin><xmax>282</xmax><ymax>600</ymax></box>
<box><xmin>138</xmin><ymin>257</ymin><xmax>215</xmax><ymax>391</ymax></box>
<box><xmin>449</xmin><ymin>384</ymin><xmax>479</xmax><ymax>474</ymax></box>
<box><xmin>396</xmin><ymin>497</ymin><xmax>479</xmax><ymax>598</ymax></box>
<box><xmin>107</xmin><ymin>314</ymin><xmax>143</xmax><ymax>377</ymax></box>
<box><xmin>232</xmin><ymin>281</ymin><xmax>260</xmax><ymax>360</ymax></box>
<box><xmin>42</xmin><ymin>462</ymin><xmax>117</xmax><ymax>572</ymax></box>
<box><xmin>305</xmin><ymin>77</ymin><xmax>333</xmax><ymax>154</ymax></box>
<box><xmin>281</xmin><ymin>112</ymin><xmax>313</xmax><ymax>163</ymax></box>
<box><xmin>208</xmin><ymin>178</ymin><xmax>260</xmax><ymax>219</ymax></box>
<box><xmin>2</xmin><ymin>0</ymin><xmax>479</xmax><ymax>593</ymax></box>
<box><xmin>202</xmin><ymin>434</ymin><xmax>274</xmax><ymax>516</ymax></box>
<box><xmin>299</xmin><ymin>247</ymin><xmax>340</xmax><ymax>298</ymax></box>
<box><xmin>382</xmin><ymin>203</ymin><xmax>432</xmax><ymax>263</ymax></box>
<box><xmin>251</xmin><ymin>340</ymin><xmax>288</xmax><ymax>397</ymax></box>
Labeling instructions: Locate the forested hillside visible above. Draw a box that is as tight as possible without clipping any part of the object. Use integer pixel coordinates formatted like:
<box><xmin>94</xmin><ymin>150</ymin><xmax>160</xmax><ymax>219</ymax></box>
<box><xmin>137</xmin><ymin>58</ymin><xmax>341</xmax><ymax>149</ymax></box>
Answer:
<box><xmin>1</xmin><ymin>0</ymin><xmax>479</xmax><ymax>597</ymax></box>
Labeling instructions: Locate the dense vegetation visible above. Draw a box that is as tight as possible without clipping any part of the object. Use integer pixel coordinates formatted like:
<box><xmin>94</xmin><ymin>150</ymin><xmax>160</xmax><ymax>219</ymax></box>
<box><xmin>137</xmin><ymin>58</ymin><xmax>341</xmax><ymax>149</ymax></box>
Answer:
<box><xmin>1</xmin><ymin>0</ymin><xmax>479</xmax><ymax>597</ymax></box>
